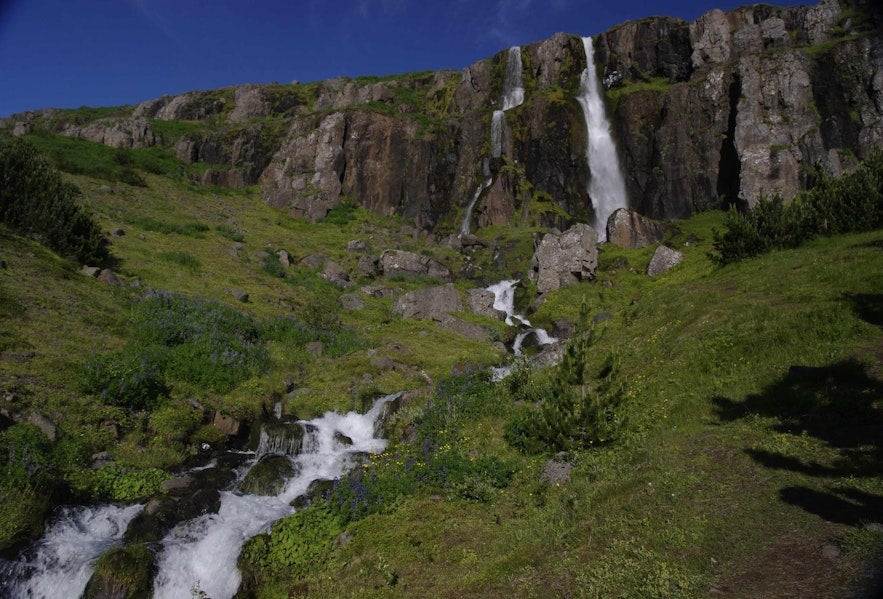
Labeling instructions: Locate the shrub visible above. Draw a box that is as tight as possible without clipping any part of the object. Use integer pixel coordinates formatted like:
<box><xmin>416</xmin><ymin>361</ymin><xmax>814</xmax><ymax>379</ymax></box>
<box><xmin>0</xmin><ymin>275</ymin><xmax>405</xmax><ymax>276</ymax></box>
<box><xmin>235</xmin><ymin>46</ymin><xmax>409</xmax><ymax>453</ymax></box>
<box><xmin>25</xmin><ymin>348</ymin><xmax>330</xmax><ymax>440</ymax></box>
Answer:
<box><xmin>712</xmin><ymin>152</ymin><xmax>883</xmax><ymax>264</ymax></box>
<box><xmin>0</xmin><ymin>136</ymin><xmax>109</xmax><ymax>264</ymax></box>
<box><xmin>506</xmin><ymin>328</ymin><xmax>628</xmax><ymax>454</ymax></box>
<box><xmin>80</xmin><ymin>347</ymin><xmax>169</xmax><ymax>411</ymax></box>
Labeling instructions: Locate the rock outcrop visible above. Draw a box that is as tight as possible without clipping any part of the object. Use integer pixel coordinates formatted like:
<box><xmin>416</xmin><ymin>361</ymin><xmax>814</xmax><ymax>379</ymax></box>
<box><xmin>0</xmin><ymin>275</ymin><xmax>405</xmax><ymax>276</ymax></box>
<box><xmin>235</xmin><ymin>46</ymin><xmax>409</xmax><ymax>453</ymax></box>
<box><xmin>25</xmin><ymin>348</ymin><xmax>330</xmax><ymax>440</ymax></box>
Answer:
<box><xmin>4</xmin><ymin>1</ymin><xmax>880</xmax><ymax>230</ymax></box>
<box><xmin>531</xmin><ymin>223</ymin><xmax>599</xmax><ymax>294</ymax></box>
<box><xmin>606</xmin><ymin>208</ymin><xmax>666</xmax><ymax>249</ymax></box>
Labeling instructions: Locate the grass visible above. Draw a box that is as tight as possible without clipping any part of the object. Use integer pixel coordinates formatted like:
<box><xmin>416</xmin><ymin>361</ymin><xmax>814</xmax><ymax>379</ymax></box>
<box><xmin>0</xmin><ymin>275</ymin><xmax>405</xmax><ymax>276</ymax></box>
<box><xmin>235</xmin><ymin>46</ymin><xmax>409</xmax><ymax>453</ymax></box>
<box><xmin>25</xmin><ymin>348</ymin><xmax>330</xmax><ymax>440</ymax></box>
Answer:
<box><xmin>0</xmin><ymin>153</ymin><xmax>880</xmax><ymax>595</ymax></box>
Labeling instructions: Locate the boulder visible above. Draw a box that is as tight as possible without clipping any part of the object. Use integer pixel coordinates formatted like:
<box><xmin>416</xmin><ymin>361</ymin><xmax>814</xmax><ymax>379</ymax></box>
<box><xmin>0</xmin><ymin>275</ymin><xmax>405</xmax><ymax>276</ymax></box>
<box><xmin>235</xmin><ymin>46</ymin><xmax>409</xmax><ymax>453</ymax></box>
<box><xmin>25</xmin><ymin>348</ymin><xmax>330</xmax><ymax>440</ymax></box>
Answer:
<box><xmin>82</xmin><ymin>544</ymin><xmax>154</xmax><ymax>599</ymax></box>
<box><xmin>646</xmin><ymin>245</ymin><xmax>684</xmax><ymax>276</ymax></box>
<box><xmin>176</xmin><ymin>488</ymin><xmax>222</xmax><ymax>521</ymax></box>
<box><xmin>391</xmin><ymin>283</ymin><xmax>463</xmax><ymax>319</ymax></box>
<box><xmin>434</xmin><ymin>314</ymin><xmax>492</xmax><ymax>342</ymax></box>
<box><xmin>531</xmin><ymin>223</ymin><xmax>598</xmax><ymax>294</ymax></box>
<box><xmin>466</xmin><ymin>288</ymin><xmax>505</xmax><ymax>320</ymax></box>
<box><xmin>339</xmin><ymin>293</ymin><xmax>365</xmax><ymax>311</ymax></box>
<box><xmin>606</xmin><ymin>208</ymin><xmax>666</xmax><ymax>249</ymax></box>
<box><xmin>27</xmin><ymin>412</ymin><xmax>57</xmax><ymax>442</ymax></box>
<box><xmin>379</xmin><ymin>250</ymin><xmax>451</xmax><ymax>282</ymax></box>
<box><xmin>213</xmin><ymin>412</ymin><xmax>242</xmax><ymax>436</ymax></box>
<box><xmin>160</xmin><ymin>474</ymin><xmax>198</xmax><ymax>496</ymax></box>
<box><xmin>231</xmin><ymin>289</ymin><xmax>249</xmax><ymax>303</ymax></box>
<box><xmin>238</xmin><ymin>455</ymin><xmax>297</xmax><ymax>496</ymax></box>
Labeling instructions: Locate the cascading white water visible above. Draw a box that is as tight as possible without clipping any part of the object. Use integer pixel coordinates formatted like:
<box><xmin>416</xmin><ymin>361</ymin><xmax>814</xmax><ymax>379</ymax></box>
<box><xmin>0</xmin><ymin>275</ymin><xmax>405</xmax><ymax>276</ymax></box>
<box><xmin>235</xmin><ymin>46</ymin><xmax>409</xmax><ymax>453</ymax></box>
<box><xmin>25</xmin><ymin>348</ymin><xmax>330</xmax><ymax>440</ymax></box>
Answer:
<box><xmin>486</xmin><ymin>280</ymin><xmax>557</xmax><ymax>380</ymax></box>
<box><xmin>501</xmin><ymin>46</ymin><xmax>525</xmax><ymax>111</ymax></box>
<box><xmin>576</xmin><ymin>36</ymin><xmax>628</xmax><ymax>241</ymax></box>
<box><xmin>0</xmin><ymin>504</ymin><xmax>143</xmax><ymax>599</ymax></box>
<box><xmin>4</xmin><ymin>394</ymin><xmax>399</xmax><ymax>599</ymax></box>
<box><xmin>490</xmin><ymin>110</ymin><xmax>504</xmax><ymax>159</ymax></box>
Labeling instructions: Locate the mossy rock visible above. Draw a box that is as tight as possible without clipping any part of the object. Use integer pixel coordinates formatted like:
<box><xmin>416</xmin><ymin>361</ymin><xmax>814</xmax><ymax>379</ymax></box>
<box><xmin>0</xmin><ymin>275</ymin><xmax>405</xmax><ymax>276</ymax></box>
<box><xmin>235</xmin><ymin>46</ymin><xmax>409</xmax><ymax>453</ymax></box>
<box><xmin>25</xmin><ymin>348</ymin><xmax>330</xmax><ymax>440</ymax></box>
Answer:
<box><xmin>82</xmin><ymin>543</ymin><xmax>155</xmax><ymax>599</ymax></box>
<box><xmin>238</xmin><ymin>455</ymin><xmax>298</xmax><ymax>496</ymax></box>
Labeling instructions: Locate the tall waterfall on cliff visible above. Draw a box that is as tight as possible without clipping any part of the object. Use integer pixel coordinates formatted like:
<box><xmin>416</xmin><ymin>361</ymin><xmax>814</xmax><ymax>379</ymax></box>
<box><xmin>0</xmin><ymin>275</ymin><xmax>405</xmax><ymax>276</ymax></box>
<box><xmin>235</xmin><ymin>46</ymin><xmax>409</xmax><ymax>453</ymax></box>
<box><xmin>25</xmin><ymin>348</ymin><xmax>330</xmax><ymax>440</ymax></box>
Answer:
<box><xmin>576</xmin><ymin>36</ymin><xmax>628</xmax><ymax>241</ymax></box>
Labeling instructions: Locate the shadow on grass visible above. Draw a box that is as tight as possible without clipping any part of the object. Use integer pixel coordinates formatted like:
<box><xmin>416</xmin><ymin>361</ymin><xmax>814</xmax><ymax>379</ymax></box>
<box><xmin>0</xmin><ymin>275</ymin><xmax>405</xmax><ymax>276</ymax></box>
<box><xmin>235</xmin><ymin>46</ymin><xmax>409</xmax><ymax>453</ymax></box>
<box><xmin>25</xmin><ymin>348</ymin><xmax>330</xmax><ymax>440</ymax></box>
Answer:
<box><xmin>714</xmin><ymin>359</ymin><xmax>883</xmax><ymax>526</ymax></box>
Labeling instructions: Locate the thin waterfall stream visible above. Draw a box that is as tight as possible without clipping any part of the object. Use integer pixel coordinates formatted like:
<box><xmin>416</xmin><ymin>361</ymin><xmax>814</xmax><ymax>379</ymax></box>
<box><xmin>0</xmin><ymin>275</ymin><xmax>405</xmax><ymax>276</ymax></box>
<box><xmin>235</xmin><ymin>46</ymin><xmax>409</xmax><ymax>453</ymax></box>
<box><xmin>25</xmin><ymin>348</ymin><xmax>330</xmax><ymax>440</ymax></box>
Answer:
<box><xmin>1</xmin><ymin>394</ymin><xmax>401</xmax><ymax>599</ymax></box>
<box><xmin>461</xmin><ymin>46</ymin><xmax>525</xmax><ymax>237</ymax></box>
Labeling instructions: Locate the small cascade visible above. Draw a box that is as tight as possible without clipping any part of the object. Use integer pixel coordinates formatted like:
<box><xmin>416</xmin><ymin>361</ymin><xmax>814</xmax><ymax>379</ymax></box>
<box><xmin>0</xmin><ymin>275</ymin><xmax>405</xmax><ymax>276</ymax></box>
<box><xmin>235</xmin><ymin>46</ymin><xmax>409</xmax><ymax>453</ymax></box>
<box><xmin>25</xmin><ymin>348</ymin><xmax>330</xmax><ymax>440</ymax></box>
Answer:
<box><xmin>459</xmin><ymin>176</ymin><xmax>493</xmax><ymax>237</ymax></box>
<box><xmin>0</xmin><ymin>504</ymin><xmax>143</xmax><ymax>599</ymax></box>
<box><xmin>255</xmin><ymin>419</ymin><xmax>305</xmax><ymax>459</ymax></box>
<box><xmin>487</xmin><ymin>280</ymin><xmax>557</xmax><ymax>380</ymax></box>
<box><xmin>576</xmin><ymin>36</ymin><xmax>628</xmax><ymax>241</ymax></box>
<box><xmin>4</xmin><ymin>394</ymin><xmax>401</xmax><ymax>599</ymax></box>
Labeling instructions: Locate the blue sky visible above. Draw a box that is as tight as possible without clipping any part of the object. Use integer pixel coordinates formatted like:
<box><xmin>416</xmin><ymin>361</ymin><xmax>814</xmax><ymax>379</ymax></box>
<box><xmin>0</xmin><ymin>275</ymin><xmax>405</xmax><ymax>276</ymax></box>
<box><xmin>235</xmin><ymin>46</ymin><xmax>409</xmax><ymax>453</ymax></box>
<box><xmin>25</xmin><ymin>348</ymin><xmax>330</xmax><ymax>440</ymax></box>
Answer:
<box><xmin>0</xmin><ymin>0</ymin><xmax>809</xmax><ymax>117</ymax></box>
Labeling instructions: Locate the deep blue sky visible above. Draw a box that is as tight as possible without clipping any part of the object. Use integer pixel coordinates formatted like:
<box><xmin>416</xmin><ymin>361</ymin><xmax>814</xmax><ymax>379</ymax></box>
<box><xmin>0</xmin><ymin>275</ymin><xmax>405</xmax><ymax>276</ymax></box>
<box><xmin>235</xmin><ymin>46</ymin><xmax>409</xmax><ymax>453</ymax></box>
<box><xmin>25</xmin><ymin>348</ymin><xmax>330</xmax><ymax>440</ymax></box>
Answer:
<box><xmin>0</xmin><ymin>0</ymin><xmax>809</xmax><ymax>117</ymax></box>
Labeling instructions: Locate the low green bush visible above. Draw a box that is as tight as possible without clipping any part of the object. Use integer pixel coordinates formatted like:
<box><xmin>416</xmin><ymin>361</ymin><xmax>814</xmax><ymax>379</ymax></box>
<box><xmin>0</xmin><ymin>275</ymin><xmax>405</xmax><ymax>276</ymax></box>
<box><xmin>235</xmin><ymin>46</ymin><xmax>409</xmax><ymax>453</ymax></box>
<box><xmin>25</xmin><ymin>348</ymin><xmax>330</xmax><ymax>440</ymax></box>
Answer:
<box><xmin>0</xmin><ymin>136</ymin><xmax>109</xmax><ymax>264</ymax></box>
<box><xmin>80</xmin><ymin>347</ymin><xmax>169</xmax><ymax>411</ymax></box>
<box><xmin>712</xmin><ymin>152</ymin><xmax>883</xmax><ymax>263</ymax></box>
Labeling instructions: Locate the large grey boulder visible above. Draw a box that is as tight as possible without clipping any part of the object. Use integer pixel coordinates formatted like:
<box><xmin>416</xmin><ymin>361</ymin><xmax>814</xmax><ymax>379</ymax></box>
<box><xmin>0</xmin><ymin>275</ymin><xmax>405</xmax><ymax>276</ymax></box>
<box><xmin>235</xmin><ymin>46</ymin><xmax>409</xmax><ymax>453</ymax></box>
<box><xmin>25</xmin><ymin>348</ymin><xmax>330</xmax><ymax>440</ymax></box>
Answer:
<box><xmin>466</xmin><ymin>289</ymin><xmax>505</xmax><ymax>320</ymax></box>
<box><xmin>646</xmin><ymin>245</ymin><xmax>684</xmax><ymax>276</ymax></box>
<box><xmin>531</xmin><ymin>223</ymin><xmax>598</xmax><ymax>294</ymax></box>
<box><xmin>606</xmin><ymin>208</ymin><xmax>666</xmax><ymax>249</ymax></box>
<box><xmin>391</xmin><ymin>284</ymin><xmax>463</xmax><ymax>319</ymax></box>
<box><xmin>379</xmin><ymin>250</ymin><xmax>451</xmax><ymax>282</ymax></box>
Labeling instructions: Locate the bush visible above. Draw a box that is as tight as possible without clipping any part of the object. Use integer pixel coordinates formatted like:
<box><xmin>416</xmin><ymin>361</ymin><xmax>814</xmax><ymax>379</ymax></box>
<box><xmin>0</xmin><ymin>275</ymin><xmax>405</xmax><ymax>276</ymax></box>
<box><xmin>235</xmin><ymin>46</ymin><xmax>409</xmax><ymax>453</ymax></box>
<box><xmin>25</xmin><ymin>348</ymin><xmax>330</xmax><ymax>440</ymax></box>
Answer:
<box><xmin>712</xmin><ymin>153</ymin><xmax>883</xmax><ymax>264</ymax></box>
<box><xmin>81</xmin><ymin>347</ymin><xmax>169</xmax><ymax>411</ymax></box>
<box><xmin>0</xmin><ymin>136</ymin><xmax>109</xmax><ymax>264</ymax></box>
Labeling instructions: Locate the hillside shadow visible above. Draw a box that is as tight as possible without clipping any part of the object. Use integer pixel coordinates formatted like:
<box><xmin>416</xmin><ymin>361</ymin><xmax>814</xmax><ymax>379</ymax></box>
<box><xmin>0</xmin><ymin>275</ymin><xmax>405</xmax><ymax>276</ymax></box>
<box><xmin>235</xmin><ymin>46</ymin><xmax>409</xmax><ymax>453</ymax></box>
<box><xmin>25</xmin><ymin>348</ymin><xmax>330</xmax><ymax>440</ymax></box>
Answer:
<box><xmin>713</xmin><ymin>359</ymin><xmax>883</xmax><ymax>525</ymax></box>
<box><xmin>844</xmin><ymin>292</ymin><xmax>883</xmax><ymax>327</ymax></box>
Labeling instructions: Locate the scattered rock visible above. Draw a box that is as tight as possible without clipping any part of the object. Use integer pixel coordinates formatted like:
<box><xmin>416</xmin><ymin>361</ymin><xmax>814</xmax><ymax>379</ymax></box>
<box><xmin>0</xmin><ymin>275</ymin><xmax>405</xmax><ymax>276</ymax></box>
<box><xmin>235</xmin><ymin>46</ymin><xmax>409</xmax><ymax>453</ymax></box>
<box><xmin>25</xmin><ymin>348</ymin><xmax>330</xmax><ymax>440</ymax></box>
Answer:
<box><xmin>239</xmin><ymin>455</ymin><xmax>298</xmax><ymax>496</ymax></box>
<box><xmin>81</xmin><ymin>266</ymin><xmax>101</xmax><ymax>278</ymax></box>
<box><xmin>466</xmin><ymin>289</ymin><xmax>505</xmax><ymax>320</ymax></box>
<box><xmin>212</xmin><ymin>412</ymin><xmax>242</xmax><ymax>436</ymax></box>
<box><xmin>28</xmin><ymin>412</ymin><xmax>57</xmax><ymax>442</ymax></box>
<box><xmin>531</xmin><ymin>223</ymin><xmax>598</xmax><ymax>294</ymax></box>
<box><xmin>334</xmin><ymin>432</ymin><xmax>354</xmax><ymax>446</ymax></box>
<box><xmin>305</xmin><ymin>341</ymin><xmax>324</xmax><ymax>357</ymax></box>
<box><xmin>160</xmin><ymin>474</ymin><xmax>198</xmax><ymax>496</ymax></box>
<box><xmin>646</xmin><ymin>245</ymin><xmax>684</xmax><ymax>276</ymax></box>
<box><xmin>357</xmin><ymin>256</ymin><xmax>379</xmax><ymax>278</ymax></box>
<box><xmin>540</xmin><ymin>454</ymin><xmax>573</xmax><ymax>485</ymax></box>
<box><xmin>97</xmin><ymin>268</ymin><xmax>122</xmax><ymax>285</ymax></box>
<box><xmin>110</xmin><ymin>228</ymin><xmax>125</xmax><ymax>237</ymax></box>
<box><xmin>277</xmin><ymin>250</ymin><xmax>291</xmax><ymax>267</ymax></box>
<box><xmin>821</xmin><ymin>544</ymin><xmax>841</xmax><ymax>561</ymax></box>
<box><xmin>90</xmin><ymin>451</ymin><xmax>114</xmax><ymax>469</ymax></box>
<box><xmin>391</xmin><ymin>283</ymin><xmax>462</xmax><ymax>319</ymax></box>
<box><xmin>434</xmin><ymin>314</ymin><xmax>492</xmax><ymax>342</ymax></box>
<box><xmin>176</xmin><ymin>488</ymin><xmax>222</xmax><ymax>521</ymax></box>
<box><xmin>606</xmin><ymin>208</ymin><xmax>666</xmax><ymax>249</ymax></box>
<box><xmin>346</xmin><ymin>239</ymin><xmax>369</xmax><ymax>253</ymax></box>
<box><xmin>340</xmin><ymin>293</ymin><xmax>365</xmax><ymax>311</ymax></box>
<box><xmin>231</xmin><ymin>289</ymin><xmax>249</xmax><ymax>302</ymax></box>
<box><xmin>379</xmin><ymin>250</ymin><xmax>451</xmax><ymax>282</ymax></box>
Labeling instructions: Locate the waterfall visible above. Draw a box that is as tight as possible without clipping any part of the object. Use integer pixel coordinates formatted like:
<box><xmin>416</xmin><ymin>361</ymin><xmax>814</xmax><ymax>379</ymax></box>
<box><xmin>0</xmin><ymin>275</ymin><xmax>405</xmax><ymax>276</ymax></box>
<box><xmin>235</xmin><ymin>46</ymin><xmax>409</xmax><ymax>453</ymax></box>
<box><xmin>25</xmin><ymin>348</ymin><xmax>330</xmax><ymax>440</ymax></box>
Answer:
<box><xmin>576</xmin><ymin>36</ymin><xmax>628</xmax><ymax>241</ymax></box>
<box><xmin>3</xmin><ymin>394</ymin><xmax>400</xmax><ymax>599</ymax></box>
<box><xmin>491</xmin><ymin>110</ymin><xmax>504</xmax><ymax>158</ymax></box>
<box><xmin>459</xmin><ymin>176</ymin><xmax>493</xmax><ymax>237</ymax></box>
<box><xmin>501</xmin><ymin>46</ymin><xmax>525</xmax><ymax>111</ymax></box>
<box><xmin>486</xmin><ymin>280</ymin><xmax>557</xmax><ymax>380</ymax></box>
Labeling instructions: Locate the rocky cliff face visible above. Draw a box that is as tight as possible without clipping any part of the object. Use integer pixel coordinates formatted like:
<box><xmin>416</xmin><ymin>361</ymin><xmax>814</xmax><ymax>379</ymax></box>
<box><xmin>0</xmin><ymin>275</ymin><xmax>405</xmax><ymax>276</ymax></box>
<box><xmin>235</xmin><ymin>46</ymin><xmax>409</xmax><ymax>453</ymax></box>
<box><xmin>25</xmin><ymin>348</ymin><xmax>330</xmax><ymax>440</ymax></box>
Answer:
<box><xmin>6</xmin><ymin>0</ymin><xmax>881</xmax><ymax>228</ymax></box>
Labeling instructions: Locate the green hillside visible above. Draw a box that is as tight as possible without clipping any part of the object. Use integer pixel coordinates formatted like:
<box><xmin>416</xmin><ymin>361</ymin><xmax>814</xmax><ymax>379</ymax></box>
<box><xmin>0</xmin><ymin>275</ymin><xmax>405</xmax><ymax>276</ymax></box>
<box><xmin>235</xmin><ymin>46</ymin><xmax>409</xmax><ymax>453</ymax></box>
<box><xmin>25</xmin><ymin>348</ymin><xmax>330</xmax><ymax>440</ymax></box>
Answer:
<box><xmin>0</xmin><ymin>137</ymin><xmax>880</xmax><ymax>597</ymax></box>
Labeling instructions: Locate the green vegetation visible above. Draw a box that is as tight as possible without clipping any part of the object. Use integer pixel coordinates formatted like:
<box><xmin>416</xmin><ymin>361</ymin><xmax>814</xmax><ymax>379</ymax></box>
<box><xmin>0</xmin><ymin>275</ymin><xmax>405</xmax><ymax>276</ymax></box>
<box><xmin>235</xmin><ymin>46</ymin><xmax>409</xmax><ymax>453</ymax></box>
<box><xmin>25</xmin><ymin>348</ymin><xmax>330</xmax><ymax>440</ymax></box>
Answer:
<box><xmin>712</xmin><ymin>152</ymin><xmax>883</xmax><ymax>263</ymax></box>
<box><xmin>0</xmin><ymin>119</ymin><xmax>880</xmax><ymax>597</ymax></box>
<box><xmin>0</xmin><ymin>136</ymin><xmax>109</xmax><ymax>263</ymax></box>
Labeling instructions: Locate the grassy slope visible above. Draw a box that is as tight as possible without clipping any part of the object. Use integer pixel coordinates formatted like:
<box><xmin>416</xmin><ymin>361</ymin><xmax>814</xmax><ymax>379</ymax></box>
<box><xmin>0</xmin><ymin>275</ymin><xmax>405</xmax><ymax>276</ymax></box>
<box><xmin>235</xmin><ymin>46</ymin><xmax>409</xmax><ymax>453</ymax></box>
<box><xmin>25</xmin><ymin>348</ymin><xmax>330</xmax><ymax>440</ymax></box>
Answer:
<box><xmin>0</xmin><ymin>166</ymin><xmax>881</xmax><ymax>596</ymax></box>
